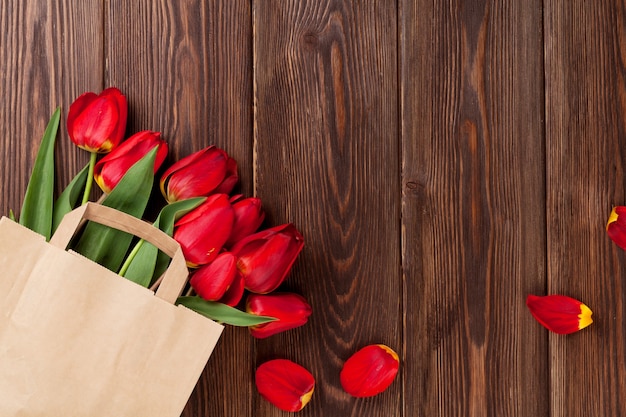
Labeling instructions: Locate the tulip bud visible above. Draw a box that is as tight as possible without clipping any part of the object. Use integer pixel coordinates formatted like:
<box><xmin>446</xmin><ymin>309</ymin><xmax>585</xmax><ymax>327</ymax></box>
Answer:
<box><xmin>246</xmin><ymin>293</ymin><xmax>312</xmax><ymax>338</ymax></box>
<box><xmin>93</xmin><ymin>130</ymin><xmax>168</xmax><ymax>193</ymax></box>
<box><xmin>255</xmin><ymin>359</ymin><xmax>315</xmax><ymax>412</ymax></box>
<box><xmin>340</xmin><ymin>344</ymin><xmax>399</xmax><ymax>398</ymax></box>
<box><xmin>173</xmin><ymin>194</ymin><xmax>234</xmax><ymax>267</ymax></box>
<box><xmin>67</xmin><ymin>87</ymin><xmax>127</xmax><ymax>153</ymax></box>
<box><xmin>226</xmin><ymin>196</ymin><xmax>265</xmax><ymax>247</ymax></box>
<box><xmin>230</xmin><ymin>223</ymin><xmax>304</xmax><ymax>294</ymax></box>
<box><xmin>607</xmin><ymin>206</ymin><xmax>626</xmax><ymax>251</ymax></box>
<box><xmin>189</xmin><ymin>252</ymin><xmax>238</xmax><ymax>301</ymax></box>
<box><xmin>526</xmin><ymin>294</ymin><xmax>593</xmax><ymax>334</ymax></box>
<box><xmin>160</xmin><ymin>146</ymin><xmax>235</xmax><ymax>203</ymax></box>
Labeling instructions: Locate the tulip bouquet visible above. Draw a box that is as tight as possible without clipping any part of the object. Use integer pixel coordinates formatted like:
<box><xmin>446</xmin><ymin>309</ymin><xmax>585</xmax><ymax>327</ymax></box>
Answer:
<box><xmin>13</xmin><ymin>87</ymin><xmax>401</xmax><ymax>412</ymax></box>
<box><xmin>15</xmin><ymin>87</ymin><xmax>312</xmax><ymax>335</ymax></box>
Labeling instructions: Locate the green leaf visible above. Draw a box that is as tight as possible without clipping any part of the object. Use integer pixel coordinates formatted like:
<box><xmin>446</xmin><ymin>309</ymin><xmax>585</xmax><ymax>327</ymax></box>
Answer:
<box><xmin>177</xmin><ymin>296</ymin><xmax>276</xmax><ymax>327</ymax></box>
<box><xmin>8</xmin><ymin>210</ymin><xmax>15</xmax><ymax>221</ymax></box>
<box><xmin>71</xmin><ymin>148</ymin><xmax>157</xmax><ymax>272</ymax></box>
<box><xmin>51</xmin><ymin>163</ymin><xmax>89</xmax><ymax>234</ymax></box>
<box><xmin>19</xmin><ymin>108</ymin><xmax>60</xmax><ymax>240</ymax></box>
<box><xmin>123</xmin><ymin>197</ymin><xmax>205</xmax><ymax>287</ymax></box>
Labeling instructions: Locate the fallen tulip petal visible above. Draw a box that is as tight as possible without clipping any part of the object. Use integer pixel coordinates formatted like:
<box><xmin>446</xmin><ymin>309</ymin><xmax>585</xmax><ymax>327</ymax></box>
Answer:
<box><xmin>607</xmin><ymin>206</ymin><xmax>626</xmax><ymax>251</ymax></box>
<box><xmin>255</xmin><ymin>359</ymin><xmax>315</xmax><ymax>412</ymax></box>
<box><xmin>340</xmin><ymin>344</ymin><xmax>399</xmax><ymax>398</ymax></box>
<box><xmin>526</xmin><ymin>294</ymin><xmax>593</xmax><ymax>334</ymax></box>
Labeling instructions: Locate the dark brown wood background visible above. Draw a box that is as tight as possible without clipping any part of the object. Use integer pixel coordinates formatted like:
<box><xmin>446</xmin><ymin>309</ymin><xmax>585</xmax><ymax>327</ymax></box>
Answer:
<box><xmin>1</xmin><ymin>1</ymin><xmax>625</xmax><ymax>416</ymax></box>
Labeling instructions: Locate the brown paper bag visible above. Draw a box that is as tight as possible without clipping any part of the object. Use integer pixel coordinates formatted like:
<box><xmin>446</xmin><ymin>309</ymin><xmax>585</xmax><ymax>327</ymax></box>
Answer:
<box><xmin>0</xmin><ymin>203</ymin><xmax>223</xmax><ymax>416</ymax></box>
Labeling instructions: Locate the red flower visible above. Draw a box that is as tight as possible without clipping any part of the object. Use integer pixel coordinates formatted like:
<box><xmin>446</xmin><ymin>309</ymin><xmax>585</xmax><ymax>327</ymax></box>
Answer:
<box><xmin>189</xmin><ymin>252</ymin><xmax>238</xmax><ymax>301</ymax></box>
<box><xmin>226</xmin><ymin>196</ymin><xmax>265</xmax><ymax>247</ymax></box>
<box><xmin>217</xmin><ymin>273</ymin><xmax>245</xmax><ymax>307</ymax></box>
<box><xmin>246</xmin><ymin>293</ymin><xmax>312</xmax><ymax>338</ymax></box>
<box><xmin>340</xmin><ymin>344</ymin><xmax>399</xmax><ymax>398</ymax></box>
<box><xmin>255</xmin><ymin>359</ymin><xmax>315</xmax><ymax>412</ymax></box>
<box><xmin>230</xmin><ymin>223</ymin><xmax>304</xmax><ymax>294</ymax></box>
<box><xmin>526</xmin><ymin>294</ymin><xmax>593</xmax><ymax>335</ymax></box>
<box><xmin>67</xmin><ymin>87</ymin><xmax>127</xmax><ymax>153</ymax></box>
<box><xmin>607</xmin><ymin>206</ymin><xmax>626</xmax><ymax>251</ymax></box>
<box><xmin>173</xmin><ymin>194</ymin><xmax>234</xmax><ymax>267</ymax></box>
<box><xmin>93</xmin><ymin>130</ymin><xmax>168</xmax><ymax>193</ymax></box>
<box><xmin>160</xmin><ymin>146</ymin><xmax>237</xmax><ymax>203</ymax></box>
<box><xmin>213</xmin><ymin>156</ymin><xmax>239</xmax><ymax>195</ymax></box>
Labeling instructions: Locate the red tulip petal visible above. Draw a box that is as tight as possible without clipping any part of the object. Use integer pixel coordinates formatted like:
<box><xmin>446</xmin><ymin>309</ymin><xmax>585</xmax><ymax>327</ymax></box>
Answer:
<box><xmin>218</xmin><ymin>272</ymin><xmax>245</xmax><ymax>307</ymax></box>
<box><xmin>607</xmin><ymin>206</ymin><xmax>626</xmax><ymax>251</ymax></box>
<box><xmin>340</xmin><ymin>344</ymin><xmax>399</xmax><ymax>398</ymax></box>
<box><xmin>160</xmin><ymin>146</ymin><xmax>229</xmax><ymax>202</ymax></box>
<box><xmin>247</xmin><ymin>293</ymin><xmax>312</xmax><ymax>338</ymax></box>
<box><xmin>526</xmin><ymin>294</ymin><xmax>593</xmax><ymax>334</ymax></box>
<box><xmin>94</xmin><ymin>130</ymin><xmax>167</xmax><ymax>193</ymax></box>
<box><xmin>255</xmin><ymin>359</ymin><xmax>315</xmax><ymax>412</ymax></box>
<box><xmin>189</xmin><ymin>252</ymin><xmax>238</xmax><ymax>301</ymax></box>
<box><xmin>173</xmin><ymin>194</ymin><xmax>234</xmax><ymax>267</ymax></box>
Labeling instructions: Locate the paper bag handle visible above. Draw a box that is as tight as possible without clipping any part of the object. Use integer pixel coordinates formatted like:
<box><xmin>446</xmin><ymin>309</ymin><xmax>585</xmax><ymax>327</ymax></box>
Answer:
<box><xmin>49</xmin><ymin>202</ymin><xmax>188</xmax><ymax>304</ymax></box>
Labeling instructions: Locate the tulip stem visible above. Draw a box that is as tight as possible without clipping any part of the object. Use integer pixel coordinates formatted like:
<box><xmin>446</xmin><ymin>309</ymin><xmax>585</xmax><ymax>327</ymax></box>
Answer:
<box><xmin>81</xmin><ymin>152</ymin><xmax>98</xmax><ymax>205</ymax></box>
<box><xmin>118</xmin><ymin>238</ymin><xmax>145</xmax><ymax>278</ymax></box>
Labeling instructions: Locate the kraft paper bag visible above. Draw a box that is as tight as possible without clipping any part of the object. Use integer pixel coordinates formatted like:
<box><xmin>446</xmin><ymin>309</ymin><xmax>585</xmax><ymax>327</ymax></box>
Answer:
<box><xmin>0</xmin><ymin>203</ymin><xmax>223</xmax><ymax>417</ymax></box>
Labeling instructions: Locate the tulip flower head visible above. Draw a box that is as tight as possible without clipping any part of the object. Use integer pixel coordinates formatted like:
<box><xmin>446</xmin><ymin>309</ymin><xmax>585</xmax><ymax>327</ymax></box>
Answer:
<box><xmin>231</xmin><ymin>223</ymin><xmax>304</xmax><ymax>294</ymax></box>
<box><xmin>217</xmin><ymin>273</ymin><xmax>245</xmax><ymax>307</ymax></box>
<box><xmin>607</xmin><ymin>206</ymin><xmax>626</xmax><ymax>251</ymax></box>
<box><xmin>255</xmin><ymin>359</ymin><xmax>315</xmax><ymax>412</ymax></box>
<box><xmin>246</xmin><ymin>293</ymin><xmax>312</xmax><ymax>338</ymax></box>
<box><xmin>67</xmin><ymin>87</ymin><xmax>127</xmax><ymax>153</ymax></box>
<box><xmin>526</xmin><ymin>294</ymin><xmax>593</xmax><ymax>335</ymax></box>
<box><xmin>226</xmin><ymin>196</ymin><xmax>265</xmax><ymax>247</ymax></box>
<box><xmin>173</xmin><ymin>194</ymin><xmax>234</xmax><ymax>267</ymax></box>
<box><xmin>160</xmin><ymin>146</ymin><xmax>237</xmax><ymax>203</ymax></box>
<box><xmin>94</xmin><ymin>130</ymin><xmax>168</xmax><ymax>193</ymax></box>
<box><xmin>189</xmin><ymin>252</ymin><xmax>238</xmax><ymax>301</ymax></box>
<box><xmin>340</xmin><ymin>344</ymin><xmax>399</xmax><ymax>398</ymax></box>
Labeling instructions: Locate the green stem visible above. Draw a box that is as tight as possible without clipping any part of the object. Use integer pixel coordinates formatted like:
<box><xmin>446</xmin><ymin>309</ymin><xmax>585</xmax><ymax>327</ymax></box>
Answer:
<box><xmin>81</xmin><ymin>152</ymin><xmax>98</xmax><ymax>204</ymax></box>
<box><xmin>118</xmin><ymin>238</ymin><xmax>145</xmax><ymax>277</ymax></box>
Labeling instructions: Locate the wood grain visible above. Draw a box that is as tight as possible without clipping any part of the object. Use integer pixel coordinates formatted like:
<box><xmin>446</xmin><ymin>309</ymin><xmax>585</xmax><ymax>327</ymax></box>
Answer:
<box><xmin>105</xmin><ymin>1</ymin><xmax>254</xmax><ymax>416</ymax></box>
<box><xmin>545</xmin><ymin>1</ymin><xmax>626</xmax><ymax>416</ymax></box>
<box><xmin>0</xmin><ymin>0</ymin><xmax>103</xmax><ymax>216</ymax></box>
<box><xmin>401</xmin><ymin>1</ymin><xmax>548</xmax><ymax>415</ymax></box>
<box><xmin>253</xmin><ymin>1</ymin><xmax>401</xmax><ymax>415</ymax></box>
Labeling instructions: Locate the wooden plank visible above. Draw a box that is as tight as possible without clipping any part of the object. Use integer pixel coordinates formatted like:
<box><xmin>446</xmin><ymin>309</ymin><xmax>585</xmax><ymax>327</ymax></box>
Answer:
<box><xmin>105</xmin><ymin>1</ymin><xmax>254</xmax><ymax>415</ymax></box>
<box><xmin>253</xmin><ymin>1</ymin><xmax>400</xmax><ymax>415</ymax></box>
<box><xmin>400</xmin><ymin>1</ymin><xmax>548</xmax><ymax>415</ymax></box>
<box><xmin>545</xmin><ymin>1</ymin><xmax>626</xmax><ymax>416</ymax></box>
<box><xmin>0</xmin><ymin>0</ymin><xmax>103</xmax><ymax>216</ymax></box>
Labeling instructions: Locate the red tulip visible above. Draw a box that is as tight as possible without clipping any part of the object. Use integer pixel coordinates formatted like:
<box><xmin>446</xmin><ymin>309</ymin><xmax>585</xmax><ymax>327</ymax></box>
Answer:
<box><xmin>214</xmin><ymin>156</ymin><xmax>239</xmax><ymax>195</ymax></box>
<box><xmin>67</xmin><ymin>87</ymin><xmax>127</xmax><ymax>153</ymax></box>
<box><xmin>607</xmin><ymin>206</ymin><xmax>626</xmax><ymax>251</ymax></box>
<box><xmin>255</xmin><ymin>359</ymin><xmax>315</xmax><ymax>412</ymax></box>
<box><xmin>189</xmin><ymin>252</ymin><xmax>238</xmax><ymax>301</ymax></box>
<box><xmin>246</xmin><ymin>293</ymin><xmax>312</xmax><ymax>338</ymax></box>
<box><xmin>93</xmin><ymin>130</ymin><xmax>168</xmax><ymax>193</ymax></box>
<box><xmin>226</xmin><ymin>196</ymin><xmax>265</xmax><ymax>247</ymax></box>
<box><xmin>160</xmin><ymin>146</ymin><xmax>237</xmax><ymax>203</ymax></box>
<box><xmin>173</xmin><ymin>194</ymin><xmax>234</xmax><ymax>267</ymax></box>
<box><xmin>340</xmin><ymin>344</ymin><xmax>399</xmax><ymax>398</ymax></box>
<box><xmin>217</xmin><ymin>273</ymin><xmax>245</xmax><ymax>307</ymax></box>
<box><xmin>526</xmin><ymin>294</ymin><xmax>593</xmax><ymax>335</ymax></box>
<box><xmin>230</xmin><ymin>223</ymin><xmax>304</xmax><ymax>294</ymax></box>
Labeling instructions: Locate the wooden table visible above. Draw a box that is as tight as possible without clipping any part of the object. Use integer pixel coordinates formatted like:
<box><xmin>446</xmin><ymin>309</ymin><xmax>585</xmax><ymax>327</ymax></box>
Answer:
<box><xmin>1</xmin><ymin>1</ymin><xmax>624</xmax><ymax>416</ymax></box>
